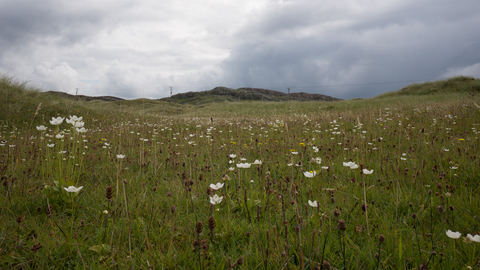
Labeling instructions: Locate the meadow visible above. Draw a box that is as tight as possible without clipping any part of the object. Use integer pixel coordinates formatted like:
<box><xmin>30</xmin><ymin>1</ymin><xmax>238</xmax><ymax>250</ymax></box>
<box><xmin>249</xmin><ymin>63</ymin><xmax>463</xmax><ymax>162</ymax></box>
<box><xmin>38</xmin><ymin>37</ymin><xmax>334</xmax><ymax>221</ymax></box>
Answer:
<box><xmin>1</xmin><ymin>75</ymin><xmax>480</xmax><ymax>269</ymax></box>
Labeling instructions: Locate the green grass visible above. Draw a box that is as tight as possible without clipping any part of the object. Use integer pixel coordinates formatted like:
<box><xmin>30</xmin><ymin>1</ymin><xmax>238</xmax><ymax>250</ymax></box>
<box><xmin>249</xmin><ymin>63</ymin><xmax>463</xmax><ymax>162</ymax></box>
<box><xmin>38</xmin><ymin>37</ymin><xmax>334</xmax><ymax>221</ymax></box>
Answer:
<box><xmin>1</xmin><ymin>74</ymin><xmax>480</xmax><ymax>269</ymax></box>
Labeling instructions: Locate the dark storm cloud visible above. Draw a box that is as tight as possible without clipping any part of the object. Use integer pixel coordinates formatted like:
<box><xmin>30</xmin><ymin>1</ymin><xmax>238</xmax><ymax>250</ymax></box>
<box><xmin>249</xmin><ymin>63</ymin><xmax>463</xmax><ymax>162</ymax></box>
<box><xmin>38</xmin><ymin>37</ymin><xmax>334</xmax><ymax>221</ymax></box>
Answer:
<box><xmin>218</xmin><ymin>0</ymin><xmax>480</xmax><ymax>99</ymax></box>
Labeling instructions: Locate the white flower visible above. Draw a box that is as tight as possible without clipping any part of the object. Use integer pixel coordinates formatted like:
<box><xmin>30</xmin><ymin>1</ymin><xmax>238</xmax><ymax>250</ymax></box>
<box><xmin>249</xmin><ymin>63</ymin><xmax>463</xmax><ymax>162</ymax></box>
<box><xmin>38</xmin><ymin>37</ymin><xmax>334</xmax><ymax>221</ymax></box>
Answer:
<box><xmin>450</xmin><ymin>166</ymin><xmax>458</xmax><ymax>169</ymax></box>
<box><xmin>117</xmin><ymin>154</ymin><xmax>125</xmax><ymax>159</ymax></box>
<box><xmin>229</xmin><ymin>154</ymin><xmax>236</xmax><ymax>158</ymax></box>
<box><xmin>308</xmin><ymin>200</ymin><xmax>318</xmax><ymax>207</ymax></box>
<box><xmin>64</xmin><ymin>186</ymin><xmax>83</xmax><ymax>193</ymax></box>
<box><xmin>349</xmin><ymin>164</ymin><xmax>358</xmax><ymax>169</ymax></box>
<box><xmin>36</xmin><ymin>125</ymin><xmax>47</xmax><ymax>131</ymax></box>
<box><xmin>240</xmin><ymin>158</ymin><xmax>247</xmax><ymax>161</ymax></box>
<box><xmin>209</xmin><ymin>182</ymin><xmax>224</xmax><ymax>190</ymax></box>
<box><xmin>68</xmin><ymin>115</ymin><xmax>83</xmax><ymax>122</ymax></box>
<box><xmin>291</xmin><ymin>151</ymin><xmax>298</xmax><ymax>155</ymax></box>
<box><xmin>103</xmin><ymin>210</ymin><xmax>109</xmax><ymax>214</ymax></box>
<box><xmin>236</xmin><ymin>163</ymin><xmax>251</xmax><ymax>168</ymax></box>
<box><xmin>287</xmin><ymin>163</ymin><xmax>293</xmax><ymax>166</ymax></box>
<box><xmin>50</xmin><ymin>117</ymin><xmax>65</xmax><ymax>125</ymax></box>
<box><xmin>343</xmin><ymin>161</ymin><xmax>356</xmax><ymax>167</ymax></box>
<box><xmin>304</xmin><ymin>171</ymin><xmax>317</xmax><ymax>178</ymax></box>
<box><xmin>444</xmin><ymin>149</ymin><xmax>450</xmax><ymax>152</ymax></box>
<box><xmin>363</xmin><ymin>169</ymin><xmax>374</xmax><ymax>174</ymax></box>
<box><xmin>446</xmin><ymin>230</ymin><xmax>461</xmax><ymax>239</ymax></box>
<box><xmin>76</xmin><ymin>127</ymin><xmax>87</xmax><ymax>133</ymax></box>
<box><xmin>56</xmin><ymin>133</ymin><xmax>64</xmax><ymax>139</ymax></box>
<box><xmin>209</xmin><ymin>194</ymin><xmax>223</xmax><ymax>205</ymax></box>
<box><xmin>315</xmin><ymin>157</ymin><xmax>322</xmax><ymax>164</ymax></box>
<box><xmin>74</xmin><ymin>121</ymin><xmax>85</xmax><ymax>128</ymax></box>
<box><xmin>228</xmin><ymin>167</ymin><xmax>235</xmax><ymax>171</ymax></box>
<box><xmin>465</xmin><ymin>234</ymin><xmax>480</xmax><ymax>243</ymax></box>
<box><xmin>401</xmin><ymin>157</ymin><xmax>407</xmax><ymax>161</ymax></box>
<box><xmin>47</xmin><ymin>144</ymin><xmax>55</xmax><ymax>148</ymax></box>
<box><xmin>253</xmin><ymin>159</ymin><xmax>262</xmax><ymax>165</ymax></box>
<box><xmin>321</xmin><ymin>166</ymin><xmax>329</xmax><ymax>170</ymax></box>
<box><xmin>229</xmin><ymin>160</ymin><xmax>234</xmax><ymax>164</ymax></box>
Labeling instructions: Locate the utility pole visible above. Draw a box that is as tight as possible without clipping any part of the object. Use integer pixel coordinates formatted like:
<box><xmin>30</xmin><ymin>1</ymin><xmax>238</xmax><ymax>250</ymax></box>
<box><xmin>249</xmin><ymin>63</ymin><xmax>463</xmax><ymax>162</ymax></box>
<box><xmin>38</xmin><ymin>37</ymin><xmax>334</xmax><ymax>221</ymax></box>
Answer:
<box><xmin>287</xmin><ymin>88</ymin><xmax>290</xmax><ymax>94</ymax></box>
<box><xmin>170</xmin><ymin>87</ymin><xmax>173</xmax><ymax>97</ymax></box>
<box><xmin>75</xmin><ymin>88</ymin><xmax>79</xmax><ymax>101</ymax></box>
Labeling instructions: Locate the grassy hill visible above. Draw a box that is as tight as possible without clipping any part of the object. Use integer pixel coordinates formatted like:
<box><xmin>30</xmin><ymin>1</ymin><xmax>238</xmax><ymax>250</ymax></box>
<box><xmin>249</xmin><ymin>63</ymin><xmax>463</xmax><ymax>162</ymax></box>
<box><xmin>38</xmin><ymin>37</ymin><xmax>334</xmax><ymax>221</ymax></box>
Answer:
<box><xmin>159</xmin><ymin>86</ymin><xmax>342</xmax><ymax>104</ymax></box>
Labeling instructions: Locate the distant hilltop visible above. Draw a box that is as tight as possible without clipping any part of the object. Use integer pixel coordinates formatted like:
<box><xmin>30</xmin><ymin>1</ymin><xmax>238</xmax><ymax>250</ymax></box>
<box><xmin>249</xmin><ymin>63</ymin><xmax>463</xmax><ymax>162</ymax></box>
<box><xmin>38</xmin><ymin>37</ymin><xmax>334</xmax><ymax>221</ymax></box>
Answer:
<box><xmin>46</xmin><ymin>91</ymin><xmax>124</xmax><ymax>102</ymax></box>
<box><xmin>159</xmin><ymin>86</ymin><xmax>342</xmax><ymax>104</ymax></box>
<box><xmin>45</xmin><ymin>87</ymin><xmax>341</xmax><ymax>104</ymax></box>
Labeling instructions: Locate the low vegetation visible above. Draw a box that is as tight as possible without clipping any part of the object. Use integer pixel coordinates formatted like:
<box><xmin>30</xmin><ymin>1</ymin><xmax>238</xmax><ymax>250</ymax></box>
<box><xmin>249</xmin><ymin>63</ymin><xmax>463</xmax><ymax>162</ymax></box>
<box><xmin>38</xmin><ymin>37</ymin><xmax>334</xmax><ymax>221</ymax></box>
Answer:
<box><xmin>0</xmin><ymin>74</ymin><xmax>479</xmax><ymax>269</ymax></box>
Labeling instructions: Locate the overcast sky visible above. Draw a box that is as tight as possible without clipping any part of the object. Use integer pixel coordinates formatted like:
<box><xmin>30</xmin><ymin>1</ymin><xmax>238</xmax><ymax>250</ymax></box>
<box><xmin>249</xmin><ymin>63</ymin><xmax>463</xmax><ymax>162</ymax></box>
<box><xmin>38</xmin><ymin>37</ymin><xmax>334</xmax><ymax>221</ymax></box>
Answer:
<box><xmin>1</xmin><ymin>0</ymin><xmax>479</xmax><ymax>100</ymax></box>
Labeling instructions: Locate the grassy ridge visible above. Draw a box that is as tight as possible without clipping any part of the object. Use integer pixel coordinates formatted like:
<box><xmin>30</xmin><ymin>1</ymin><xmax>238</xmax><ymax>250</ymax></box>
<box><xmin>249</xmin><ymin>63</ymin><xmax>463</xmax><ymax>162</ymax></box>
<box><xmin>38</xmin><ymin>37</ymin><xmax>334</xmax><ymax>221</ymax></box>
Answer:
<box><xmin>1</xmin><ymin>74</ymin><xmax>480</xmax><ymax>269</ymax></box>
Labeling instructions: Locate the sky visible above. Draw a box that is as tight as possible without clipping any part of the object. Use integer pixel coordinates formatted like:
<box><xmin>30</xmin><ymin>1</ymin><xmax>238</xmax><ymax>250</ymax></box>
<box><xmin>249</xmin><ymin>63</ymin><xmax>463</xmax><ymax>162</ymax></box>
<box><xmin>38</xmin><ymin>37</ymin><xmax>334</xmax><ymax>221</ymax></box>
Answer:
<box><xmin>1</xmin><ymin>0</ymin><xmax>480</xmax><ymax>100</ymax></box>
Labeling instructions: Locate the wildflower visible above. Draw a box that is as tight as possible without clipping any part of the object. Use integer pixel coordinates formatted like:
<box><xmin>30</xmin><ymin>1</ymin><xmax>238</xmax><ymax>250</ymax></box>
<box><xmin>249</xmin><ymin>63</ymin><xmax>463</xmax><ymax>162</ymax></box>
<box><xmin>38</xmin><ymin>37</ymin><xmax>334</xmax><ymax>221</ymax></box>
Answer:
<box><xmin>236</xmin><ymin>163</ymin><xmax>251</xmax><ymax>168</ymax></box>
<box><xmin>465</xmin><ymin>234</ymin><xmax>480</xmax><ymax>243</ymax></box>
<box><xmin>64</xmin><ymin>186</ymin><xmax>83</xmax><ymax>193</ymax></box>
<box><xmin>459</xmin><ymin>138</ymin><xmax>465</xmax><ymax>141</ymax></box>
<box><xmin>47</xmin><ymin>144</ymin><xmax>55</xmax><ymax>147</ymax></box>
<box><xmin>229</xmin><ymin>154</ymin><xmax>236</xmax><ymax>158</ymax></box>
<box><xmin>299</xmin><ymin>142</ymin><xmax>305</xmax><ymax>147</ymax></box>
<box><xmin>308</xmin><ymin>200</ymin><xmax>318</xmax><ymax>207</ymax></box>
<box><xmin>117</xmin><ymin>154</ymin><xmax>125</xmax><ymax>159</ymax></box>
<box><xmin>76</xmin><ymin>127</ymin><xmax>87</xmax><ymax>133</ymax></box>
<box><xmin>209</xmin><ymin>194</ymin><xmax>223</xmax><ymax>205</ymax></box>
<box><xmin>315</xmin><ymin>157</ymin><xmax>322</xmax><ymax>164</ymax></box>
<box><xmin>49</xmin><ymin>117</ymin><xmax>65</xmax><ymax>125</ymax></box>
<box><xmin>103</xmin><ymin>210</ymin><xmax>108</xmax><ymax>214</ymax></box>
<box><xmin>73</xmin><ymin>121</ymin><xmax>85</xmax><ymax>128</ymax></box>
<box><xmin>56</xmin><ymin>134</ymin><xmax>64</xmax><ymax>139</ymax></box>
<box><xmin>362</xmin><ymin>169</ymin><xmax>374</xmax><ymax>174</ymax></box>
<box><xmin>228</xmin><ymin>167</ymin><xmax>235</xmax><ymax>171</ymax></box>
<box><xmin>291</xmin><ymin>151</ymin><xmax>298</xmax><ymax>155</ymax></box>
<box><xmin>446</xmin><ymin>230</ymin><xmax>461</xmax><ymax>239</ymax></box>
<box><xmin>36</xmin><ymin>125</ymin><xmax>47</xmax><ymax>131</ymax></box>
<box><xmin>209</xmin><ymin>182</ymin><xmax>224</xmax><ymax>190</ymax></box>
<box><xmin>450</xmin><ymin>166</ymin><xmax>458</xmax><ymax>169</ymax></box>
<box><xmin>253</xmin><ymin>160</ymin><xmax>262</xmax><ymax>165</ymax></box>
<box><xmin>304</xmin><ymin>171</ymin><xmax>317</xmax><ymax>178</ymax></box>
<box><xmin>322</xmin><ymin>166</ymin><xmax>329</xmax><ymax>170</ymax></box>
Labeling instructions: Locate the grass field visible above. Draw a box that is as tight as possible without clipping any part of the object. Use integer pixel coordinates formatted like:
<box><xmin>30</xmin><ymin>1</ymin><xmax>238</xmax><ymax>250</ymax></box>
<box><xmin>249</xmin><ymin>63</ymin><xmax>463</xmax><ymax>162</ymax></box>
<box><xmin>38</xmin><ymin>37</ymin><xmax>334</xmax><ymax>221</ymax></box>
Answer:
<box><xmin>1</xmin><ymin>75</ymin><xmax>480</xmax><ymax>269</ymax></box>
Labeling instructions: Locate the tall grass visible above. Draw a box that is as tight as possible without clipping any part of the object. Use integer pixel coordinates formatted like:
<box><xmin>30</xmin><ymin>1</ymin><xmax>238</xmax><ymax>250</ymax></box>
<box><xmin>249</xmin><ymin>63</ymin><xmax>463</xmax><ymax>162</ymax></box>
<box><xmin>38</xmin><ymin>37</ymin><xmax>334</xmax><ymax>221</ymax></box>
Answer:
<box><xmin>1</xmin><ymin>75</ymin><xmax>480</xmax><ymax>269</ymax></box>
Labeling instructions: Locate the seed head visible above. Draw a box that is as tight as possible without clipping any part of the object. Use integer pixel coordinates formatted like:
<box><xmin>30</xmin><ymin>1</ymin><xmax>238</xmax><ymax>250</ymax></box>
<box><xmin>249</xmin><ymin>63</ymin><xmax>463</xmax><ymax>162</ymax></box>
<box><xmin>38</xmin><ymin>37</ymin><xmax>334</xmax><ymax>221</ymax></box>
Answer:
<box><xmin>322</xmin><ymin>260</ymin><xmax>331</xmax><ymax>269</ymax></box>
<box><xmin>337</xmin><ymin>219</ymin><xmax>346</xmax><ymax>231</ymax></box>
<box><xmin>196</xmin><ymin>221</ymin><xmax>203</xmax><ymax>235</ymax></box>
<box><xmin>208</xmin><ymin>216</ymin><xmax>215</xmax><ymax>231</ymax></box>
<box><xmin>379</xmin><ymin>234</ymin><xmax>385</xmax><ymax>242</ymax></box>
<box><xmin>105</xmin><ymin>186</ymin><xmax>113</xmax><ymax>201</ymax></box>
